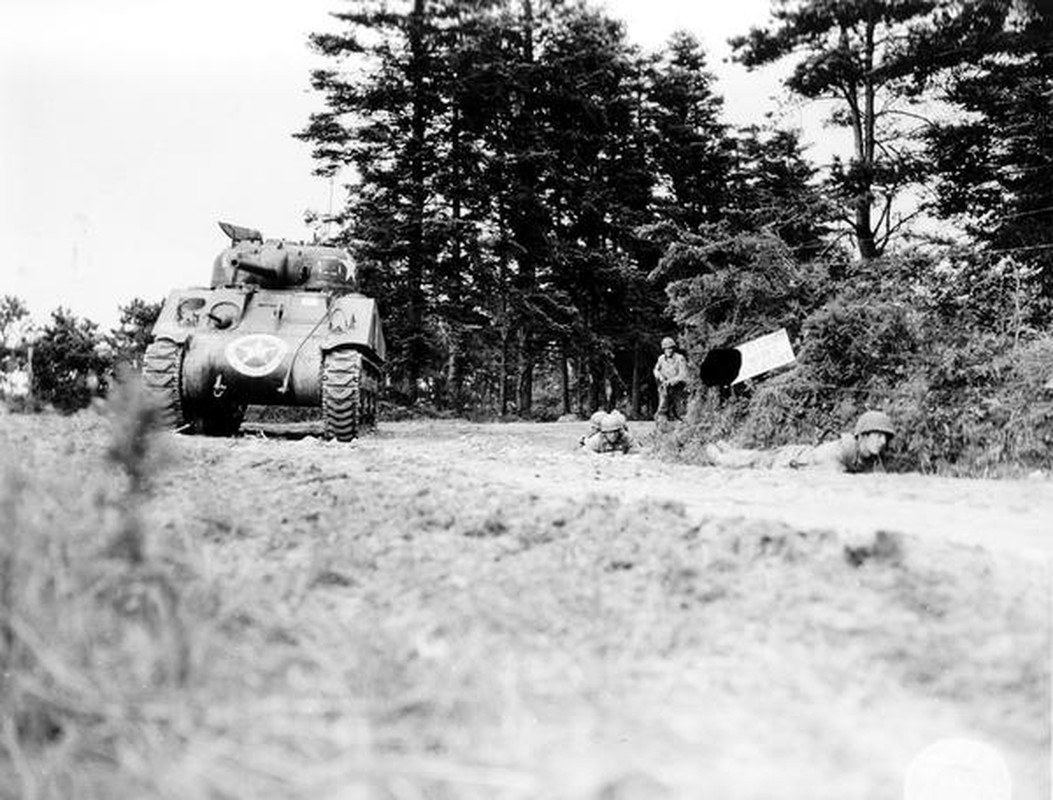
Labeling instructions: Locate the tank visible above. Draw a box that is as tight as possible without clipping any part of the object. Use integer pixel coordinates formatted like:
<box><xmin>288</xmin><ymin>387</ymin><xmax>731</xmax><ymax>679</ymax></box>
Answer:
<box><xmin>142</xmin><ymin>221</ymin><xmax>385</xmax><ymax>441</ymax></box>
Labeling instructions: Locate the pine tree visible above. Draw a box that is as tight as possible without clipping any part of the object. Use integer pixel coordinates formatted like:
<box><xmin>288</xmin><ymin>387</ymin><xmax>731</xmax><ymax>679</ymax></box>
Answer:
<box><xmin>298</xmin><ymin>0</ymin><xmax>456</xmax><ymax>401</ymax></box>
<box><xmin>647</xmin><ymin>31</ymin><xmax>735</xmax><ymax>233</ymax></box>
<box><xmin>731</xmin><ymin>1</ymin><xmax>940</xmax><ymax>259</ymax></box>
<box><xmin>917</xmin><ymin>0</ymin><xmax>1053</xmax><ymax>292</ymax></box>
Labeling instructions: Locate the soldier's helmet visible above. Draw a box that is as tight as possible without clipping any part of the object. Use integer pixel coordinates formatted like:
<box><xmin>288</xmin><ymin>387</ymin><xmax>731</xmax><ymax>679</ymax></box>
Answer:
<box><xmin>601</xmin><ymin>410</ymin><xmax>627</xmax><ymax>433</ymax></box>
<box><xmin>661</xmin><ymin>336</ymin><xmax>676</xmax><ymax>350</ymax></box>
<box><xmin>854</xmin><ymin>410</ymin><xmax>895</xmax><ymax>438</ymax></box>
<box><xmin>589</xmin><ymin>410</ymin><xmax>607</xmax><ymax>431</ymax></box>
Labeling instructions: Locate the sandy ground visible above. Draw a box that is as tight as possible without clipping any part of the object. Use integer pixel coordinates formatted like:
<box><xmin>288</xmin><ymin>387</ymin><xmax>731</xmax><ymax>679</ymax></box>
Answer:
<box><xmin>330</xmin><ymin>419</ymin><xmax>1053</xmax><ymax>559</ymax></box>
<box><xmin>1</xmin><ymin>412</ymin><xmax>1050</xmax><ymax>799</ymax></box>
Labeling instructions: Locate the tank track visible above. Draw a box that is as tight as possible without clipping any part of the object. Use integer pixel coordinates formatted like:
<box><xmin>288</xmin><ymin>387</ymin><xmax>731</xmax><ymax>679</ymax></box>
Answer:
<box><xmin>322</xmin><ymin>347</ymin><xmax>363</xmax><ymax>441</ymax></box>
<box><xmin>142</xmin><ymin>339</ymin><xmax>187</xmax><ymax>430</ymax></box>
<box><xmin>359</xmin><ymin>359</ymin><xmax>381</xmax><ymax>428</ymax></box>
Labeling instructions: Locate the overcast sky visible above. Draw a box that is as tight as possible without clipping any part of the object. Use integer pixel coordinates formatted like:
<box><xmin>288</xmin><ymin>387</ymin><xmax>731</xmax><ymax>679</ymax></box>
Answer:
<box><xmin>1</xmin><ymin>0</ymin><xmax>793</xmax><ymax>329</ymax></box>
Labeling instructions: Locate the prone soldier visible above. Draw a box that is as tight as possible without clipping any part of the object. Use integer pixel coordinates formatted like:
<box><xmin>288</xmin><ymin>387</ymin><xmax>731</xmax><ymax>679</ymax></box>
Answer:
<box><xmin>578</xmin><ymin>410</ymin><xmax>608</xmax><ymax>447</ymax></box>
<box><xmin>582</xmin><ymin>411</ymin><xmax>637</xmax><ymax>454</ymax></box>
<box><xmin>704</xmin><ymin>411</ymin><xmax>896</xmax><ymax>474</ymax></box>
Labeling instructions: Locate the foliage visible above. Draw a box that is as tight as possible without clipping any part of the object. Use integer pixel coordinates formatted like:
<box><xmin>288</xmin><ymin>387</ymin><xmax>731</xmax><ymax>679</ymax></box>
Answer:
<box><xmin>730</xmin><ymin>0</ymin><xmax>942</xmax><ymax>259</ymax></box>
<box><xmin>108</xmin><ymin>297</ymin><xmax>163</xmax><ymax>371</ymax></box>
<box><xmin>917</xmin><ymin>1</ymin><xmax>1053</xmax><ymax>293</ymax></box>
<box><xmin>31</xmin><ymin>308</ymin><xmax>109</xmax><ymax>414</ymax></box>
<box><xmin>299</xmin><ymin>1</ymin><xmax>797</xmax><ymax>418</ymax></box>
<box><xmin>726</xmin><ymin>126</ymin><xmax>836</xmax><ymax>261</ymax></box>
<box><xmin>649</xmin><ymin>218</ymin><xmax>835</xmax><ymax>421</ymax></box>
<box><xmin>664</xmin><ymin>248</ymin><xmax>1053</xmax><ymax>474</ymax></box>
<box><xmin>291</xmin><ymin>0</ymin><xmax>1053</xmax><ymax>468</ymax></box>
<box><xmin>0</xmin><ymin>296</ymin><xmax>33</xmax><ymax>405</ymax></box>
<box><xmin>0</xmin><ymin>295</ymin><xmax>30</xmax><ymax>346</ymax></box>
<box><xmin>645</xmin><ymin>31</ymin><xmax>734</xmax><ymax>231</ymax></box>
<box><xmin>0</xmin><ymin>395</ymin><xmax>200</xmax><ymax>796</ymax></box>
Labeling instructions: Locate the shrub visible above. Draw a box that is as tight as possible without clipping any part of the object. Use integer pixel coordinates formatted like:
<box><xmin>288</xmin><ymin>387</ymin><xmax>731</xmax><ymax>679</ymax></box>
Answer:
<box><xmin>662</xmin><ymin>249</ymin><xmax>1053</xmax><ymax>475</ymax></box>
<box><xmin>31</xmin><ymin>308</ymin><xmax>110</xmax><ymax>413</ymax></box>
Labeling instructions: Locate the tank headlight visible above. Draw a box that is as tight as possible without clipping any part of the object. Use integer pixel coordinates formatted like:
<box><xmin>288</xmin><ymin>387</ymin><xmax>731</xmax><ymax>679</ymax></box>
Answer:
<box><xmin>330</xmin><ymin>308</ymin><xmax>348</xmax><ymax>331</ymax></box>
<box><xmin>207</xmin><ymin>302</ymin><xmax>241</xmax><ymax>330</ymax></box>
<box><xmin>177</xmin><ymin>297</ymin><xmax>206</xmax><ymax>325</ymax></box>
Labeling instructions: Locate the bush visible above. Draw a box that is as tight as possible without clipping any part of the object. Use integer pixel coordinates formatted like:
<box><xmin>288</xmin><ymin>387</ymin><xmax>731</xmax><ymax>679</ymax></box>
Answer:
<box><xmin>662</xmin><ymin>250</ymin><xmax>1053</xmax><ymax>475</ymax></box>
<box><xmin>31</xmin><ymin>308</ymin><xmax>110</xmax><ymax>413</ymax></box>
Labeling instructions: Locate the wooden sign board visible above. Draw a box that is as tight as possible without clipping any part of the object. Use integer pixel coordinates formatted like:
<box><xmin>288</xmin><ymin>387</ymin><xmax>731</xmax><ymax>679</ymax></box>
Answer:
<box><xmin>732</xmin><ymin>328</ymin><xmax>796</xmax><ymax>385</ymax></box>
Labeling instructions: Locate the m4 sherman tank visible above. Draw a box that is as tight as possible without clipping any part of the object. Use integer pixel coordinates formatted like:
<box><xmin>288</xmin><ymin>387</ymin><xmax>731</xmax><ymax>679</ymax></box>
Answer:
<box><xmin>143</xmin><ymin>221</ymin><xmax>385</xmax><ymax>441</ymax></box>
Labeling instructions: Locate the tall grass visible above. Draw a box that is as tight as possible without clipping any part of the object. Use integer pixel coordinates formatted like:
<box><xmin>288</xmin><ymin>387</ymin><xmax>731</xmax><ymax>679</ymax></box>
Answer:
<box><xmin>0</xmin><ymin>376</ymin><xmax>200</xmax><ymax>798</ymax></box>
<box><xmin>0</xmin><ymin>402</ymin><xmax>1048</xmax><ymax>798</ymax></box>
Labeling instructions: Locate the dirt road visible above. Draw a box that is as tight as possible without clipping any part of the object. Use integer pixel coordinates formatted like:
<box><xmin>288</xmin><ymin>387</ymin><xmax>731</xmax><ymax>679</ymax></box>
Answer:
<box><xmin>341</xmin><ymin>420</ymin><xmax>1053</xmax><ymax>559</ymax></box>
<box><xmin>2</xmin><ymin>412</ymin><xmax>1050</xmax><ymax>799</ymax></box>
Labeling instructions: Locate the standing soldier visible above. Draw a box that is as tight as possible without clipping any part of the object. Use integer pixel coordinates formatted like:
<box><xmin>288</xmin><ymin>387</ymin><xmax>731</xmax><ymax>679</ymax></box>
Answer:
<box><xmin>653</xmin><ymin>336</ymin><xmax>688</xmax><ymax>422</ymax></box>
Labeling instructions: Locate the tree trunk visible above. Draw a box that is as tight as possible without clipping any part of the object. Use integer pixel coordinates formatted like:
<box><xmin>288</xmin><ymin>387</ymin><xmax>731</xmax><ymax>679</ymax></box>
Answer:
<box><xmin>499</xmin><ymin>328</ymin><xmax>510</xmax><ymax>415</ymax></box>
<box><xmin>631</xmin><ymin>340</ymin><xmax>642</xmax><ymax>419</ymax></box>
<box><xmin>406</xmin><ymin>0</ymin><xmax>429</xmax><ymax>399</ymax></box>
<box><xmin>859</xmin><ymin>11</ymin><xmax>879</xmax><ymax>260</ymax></box>
<box><xmin>576</xmin><ymin>353</ymin><xmax>586</xmax><ymax>416</ymax></box>
<box><xmin>588</xmin><ymin>356</ymin><xmax>604</xmax><ymax>412</ymax></box>
<box><xmin>560</xmin><ymin>345</ymin><xmax>571</xmax><ymax>416</ymax></box>
<box><xmin>517</xmin><ymin>330</ymin><xmax>532</xmax><ymax>417</ymax></box>
<box><xmin>510</xmin><ymin>0</ymin><xmax>539</xmax><ymax>416</ymax></box>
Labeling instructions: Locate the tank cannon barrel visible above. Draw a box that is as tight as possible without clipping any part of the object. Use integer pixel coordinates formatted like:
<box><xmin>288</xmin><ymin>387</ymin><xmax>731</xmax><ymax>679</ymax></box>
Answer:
<box><xmin>230</xmin><ymin>251</ymin><xmax>307</xmax><ymax>285</ymax></box>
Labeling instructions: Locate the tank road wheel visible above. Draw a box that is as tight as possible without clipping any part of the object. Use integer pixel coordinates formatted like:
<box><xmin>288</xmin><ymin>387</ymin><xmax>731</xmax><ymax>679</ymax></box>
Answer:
<box><xmin>142</xmin><ymin>339</ymin><xmax>187</xmax><ymax>431</ymax></box>
<box><xmin>322</xmin><ymin>347</ymin><xmax>362</xmax><ymax>442</ymax></box>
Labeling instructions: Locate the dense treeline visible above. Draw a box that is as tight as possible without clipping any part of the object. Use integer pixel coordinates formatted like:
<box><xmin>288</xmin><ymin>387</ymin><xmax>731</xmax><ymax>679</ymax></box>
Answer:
<box><xmin>296</xmin><ymin>0</ymin><xmax>1053</xmax><ymax>430</ymax></box>
<box><xmin>294</xmin><ymin>0</ymin><xmax>1053</xmax><ymax>470</ymax></box>
<box><xmin>3</xmin><ymin>1</ymin><xmax>1051</xmax><ymax>472</ymax></box>
<box><xmin>296</xmin><ymin>0</ymin><xmax>824</xmax><ymax>417</ymax></box>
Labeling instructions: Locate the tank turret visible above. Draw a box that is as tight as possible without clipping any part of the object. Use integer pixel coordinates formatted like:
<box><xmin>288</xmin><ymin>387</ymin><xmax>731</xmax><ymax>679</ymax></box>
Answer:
<box><xmin>142</xmin><ymin>221</ymin><xmax>384</xmax><ymax>441</ymax></box>
<box><xmin>211</xmin><ymin>221</ymin><xmax>357</xmax><ymax>292</ymax></box>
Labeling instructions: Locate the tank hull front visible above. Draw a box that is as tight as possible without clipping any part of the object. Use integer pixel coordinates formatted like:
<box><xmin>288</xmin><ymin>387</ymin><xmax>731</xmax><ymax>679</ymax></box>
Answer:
<box><xmin>146</xmin><ymin>284</ymin><xmax>385</xmax><ymax>438</ymax></box>
<box><xmin>182</xmin><ymin>330</ymin><xmax>325</xmax><ymax>406</ymax></box>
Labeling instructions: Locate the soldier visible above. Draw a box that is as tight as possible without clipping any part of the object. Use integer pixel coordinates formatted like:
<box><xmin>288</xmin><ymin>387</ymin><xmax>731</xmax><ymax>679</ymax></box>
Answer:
<box><xmin>653</xmin><ymin>336</ymin><xmax>688</xmax><ymax>421</ymax></box>
<box><xmin>578</xmin><ymin>409</ymin><xmax>608</xmax><ymax>447</ymax></box>
<box><xmin>582</xmin><ymin>411</ymin><xmax>637</xmax><ymax>454</ymax></box>
<box><xmin>704</xmin><ymin>410</ymin><xmax>896</xmax><ymax>474</ymax></box>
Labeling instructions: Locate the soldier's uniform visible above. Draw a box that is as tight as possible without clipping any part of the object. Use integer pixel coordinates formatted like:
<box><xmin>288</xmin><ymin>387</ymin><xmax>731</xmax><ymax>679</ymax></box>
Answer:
<box><xmin>582</xmin><ymin>411</ymin><xmax>637</xmax><ymax>454</ymax></box>
<box><xmin>704</xmin><ymin>411</ymin><xmax>895</xmax><ymax>474</ymax></box>
<box><xmin>578</xmin><ymin>410</ymin><xmax>608</xmax><ymax>447</ymax></box>
<box><xmin>583</xmin><ymin>428</ymin><xmax>637</xmax><ymax>454</ymax></box>
<box><xmin>653</xmin><ymin>337</ymin><xmax>688</xmax><ymax>421</ymax></box>
<box><xmin>706</xmin><ymin>434</ymin><xmax>878</xmax><ymax>472</ymax></box>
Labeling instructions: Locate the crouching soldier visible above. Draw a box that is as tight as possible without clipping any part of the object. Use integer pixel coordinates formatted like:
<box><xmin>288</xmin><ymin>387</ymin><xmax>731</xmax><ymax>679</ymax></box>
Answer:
<box><xmin>705</xmin><ymin>410</ymin><xmax>895</xmax><ymax>474</ymax></box>
<box><xmin>582</xmin><ymin>411</ymin><xmax>637</xmax><ymax>454</ymax></box>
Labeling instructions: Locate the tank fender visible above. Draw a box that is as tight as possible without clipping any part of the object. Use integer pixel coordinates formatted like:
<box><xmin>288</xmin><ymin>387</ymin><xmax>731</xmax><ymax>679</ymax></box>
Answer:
<box><xmin>321</xmin><ymin>296</ymin><xmax>386</xmax><ymax>361</ymax></box>
<box><xmin>153</xmin><ymin>330</ymin><xmax>191</xmax><ymax>345</ymax></box>
<box><xmin>320</xmin><ymin>334</ymin><xmax>360</xmax><ymax>353</ymax></box>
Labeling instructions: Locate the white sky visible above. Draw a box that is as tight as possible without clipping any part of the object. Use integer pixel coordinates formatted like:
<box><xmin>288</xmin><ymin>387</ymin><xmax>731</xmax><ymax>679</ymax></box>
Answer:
<box><xmin>0</xmin><ymin>0</ymin><xmax>796</xmax><ymax>329</ymax></box>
